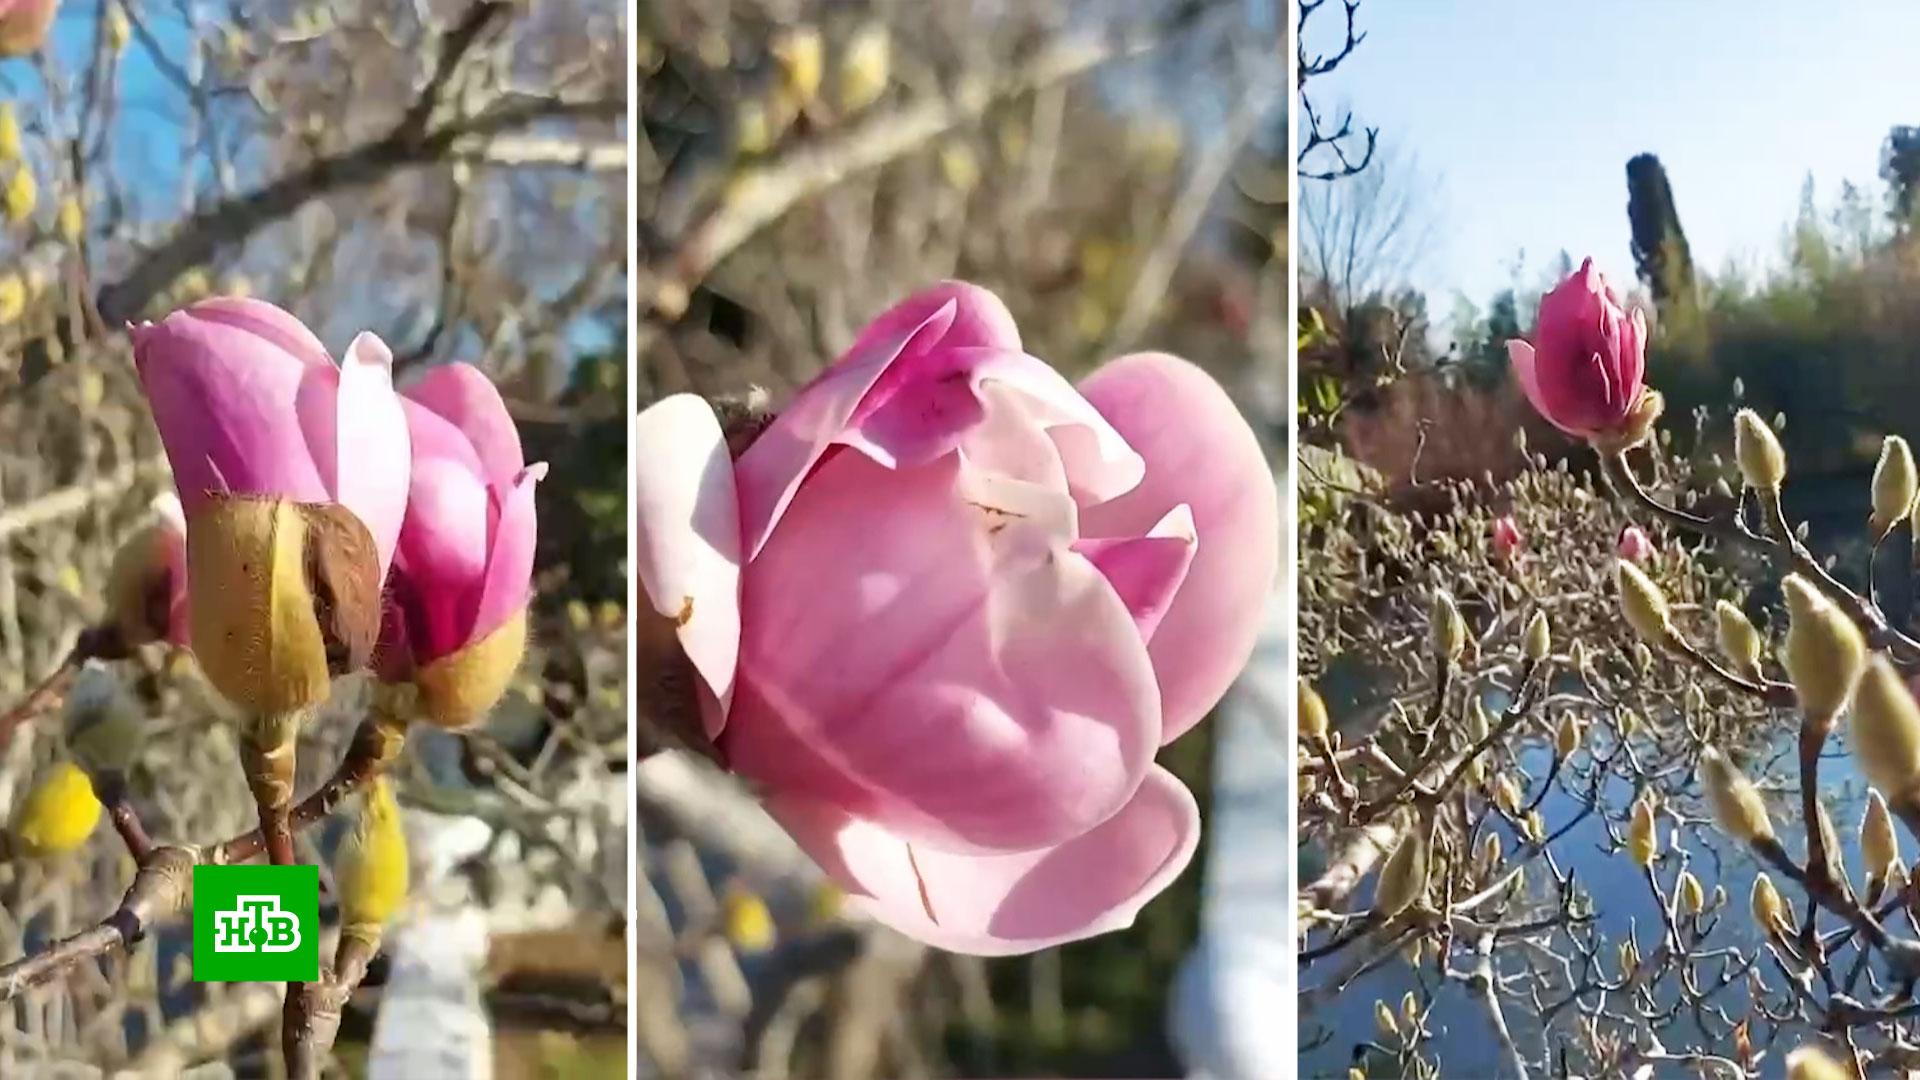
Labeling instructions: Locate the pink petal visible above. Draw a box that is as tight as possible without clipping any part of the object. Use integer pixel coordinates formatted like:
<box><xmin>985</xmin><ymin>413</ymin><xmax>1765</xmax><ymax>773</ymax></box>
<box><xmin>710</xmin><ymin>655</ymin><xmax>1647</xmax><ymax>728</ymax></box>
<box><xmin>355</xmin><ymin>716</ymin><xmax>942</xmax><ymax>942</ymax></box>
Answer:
<box><xmin>402</xmin><ymin>363</ymin><xmax>526</xmax><ymax>485</ymax></box>
<box><xmin>152</xmin><ymin>494</ymin><xmax>189</xmax><ymax>646</ymax></box>
<box><xmin>769</xmin><ymin>765</ymin><xmax>1200</xmax><ymax>956</ymax></box>
<box><xmin>1075</xmin><ymin>505</ymin><xmax>1196</xmax><ymax>642</ymax></box>
<box><xmin>725</xmin><ymin>449</ymin><xmax>1159</xmax><ymax>854</ymax></box>
<box><xmin>634</xmin><ymin>395</ymin><xmax>743</xmax><ymax>726</ymax></box>
<box><xmin>467</xmin><ymin>463</ymin><xmax>543</xmax><ymax>646</ymax></box>
<box><xmin>298</xmin><ymin>333</ymin><xmax>412</xmax><ymax>579</ymax></box>
<box><xmin>132</xmin><ymin>306</ymin><xmax>330</xmax><ymax>511</ymax></box>
<box><xmin>185</xmin><ymin>297</ymin><xmax>334</xmax><ymax>370</ymax></box>
<box><xmin>733</xmin><ymin>302</ymin><xmax>957</xmax><ymax>558</ymax></box>
<box><xmin>1078</xmin><ymin>353</ymin><xmax>1279</xmax><ymax>743</ymax></box>
<box><xmin>735</xmin><ymin>282</ymin><xmax>1129</xmax><ymax>558</ymax></box>
<box><xmin>393</xmin><ymin>455</ymin><xmax>493</xmax><ymax>657</ymax></box>
<box><xmin>1505</xmin><ymin>339</ymin><xmax>1554</xmax><ymax>426</ymax></box>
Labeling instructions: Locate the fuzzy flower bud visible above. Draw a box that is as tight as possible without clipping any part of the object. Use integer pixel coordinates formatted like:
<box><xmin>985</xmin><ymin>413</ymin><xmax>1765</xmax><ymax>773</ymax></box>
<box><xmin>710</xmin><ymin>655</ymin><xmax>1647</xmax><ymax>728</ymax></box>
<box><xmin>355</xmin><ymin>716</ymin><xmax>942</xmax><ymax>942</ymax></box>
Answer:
<box><xmin>1700</xmin><ymin>747</ymin><xmax>1775</xmax><ymax>845</ymax></box>
<box><xmin>1616</xmin><ymin>560</ymin><xmax>1673</xmax><ymax>644</ymax></box>
<box><xmin>1780</xmin><ymin>575</ymin><xmax>1866</xmax><ymax>724</ymax></box>
<box><xmin>1553</xmin><ymin>712</ymin><xmax>1583</xmax><ymax>759</ymax></box>
<box><xmin>1522</xmin><ymin>610</ymin><xmax>1550</xmax><ymax>663</ymax></box>
<box><xmin>1872</xmin><ymin>435</ymin><xmax>1918</xmax><ymax>540</ymax></box>
<box><xmin>1677</xmin><ymin>871</ymin><xmax>1705</xmax><ymax>915</ymax></box>
<box><xmin>1851</xmin><ymin>656</ymin><xmax>1920</xmax><ymax>807</ymax></box>
<box><xmin>1714</xmin><ymin>600</ymin><xmax>1763</xmax><ymax>678</ymax></box>
<box><xmin>1751</xmin><ymin>872</ymin><xmax>1787</xmax><ymax>936</ymax></box>
<box><xmin>1784</xmin><ymin>1046</ymin><xmax>1849</xmax><ymax>1080</ymax></box>
<box><xmin>1863</xmin><ymin>789</ymin><xmax>1901</xmax><ymax>886</ymax></box>
<box><xmin>1734</xmin><ymin>408</ymin><xmax>1786</xmax><ymax>492</ymax></box>
<box><xmin>1299</xmin><ymin>683</ymin><xmax>1329</xmax><ymax>748</ymax></box>
<box><xmin>1374</xmin><ymin>827</ymin><xmax>1429</xmax><ymax>919</ymax></box>
<box><xmin>12</xmin><ymin>762</ymin><xmax>100</xmax><ymax>857</ymax></box>
<box><xmin>1628</xmin><ymin>795</ymin><xmax>1658</xmax><ymax>867</ymax></box>
<box><xmin>335</xmin><ymin>776</ymin><xmax>409</xmax><ymax>934</ymax></box>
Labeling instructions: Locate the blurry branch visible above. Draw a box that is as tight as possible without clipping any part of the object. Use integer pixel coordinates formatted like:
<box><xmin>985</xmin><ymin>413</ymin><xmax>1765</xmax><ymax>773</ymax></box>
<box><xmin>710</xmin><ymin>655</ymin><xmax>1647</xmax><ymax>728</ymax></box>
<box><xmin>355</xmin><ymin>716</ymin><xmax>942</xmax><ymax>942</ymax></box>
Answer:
<box><xmin>0</xmin><ymin>456</ymin><xmax>167</xmax><ymax>541</ymax></box>
<box><xmin>96</xmin><ymin>3</ymin><xmax>621</xmax><ymax>324</ymax></box>
<box><xmin>642</xmin><ymin>29</ymin><xmax>1172</xmax><ymax>320</ymax></box>
<box><xmin>457</xmin><ymin>132</ymin><xmax>627</xmax><ymax>171</ymax></box>
<box><xmin>633</xmin><ymin>750</ymin><xmax>813</xmax><ymax>879</ymax></box>
<box><xmin>1297</xmin><ymin>0</ymin><xmax>1366</xmax><ymax>82</ymax></box>
<box><xmin>1105</xmin><ymin>68</ymin><xmax>1281</xmax><ymax>352</ymax></box>
<box><xmin>125</xmin><ymin>982</ymin><xmax>287</xmax><ymax>1077</ymax></box>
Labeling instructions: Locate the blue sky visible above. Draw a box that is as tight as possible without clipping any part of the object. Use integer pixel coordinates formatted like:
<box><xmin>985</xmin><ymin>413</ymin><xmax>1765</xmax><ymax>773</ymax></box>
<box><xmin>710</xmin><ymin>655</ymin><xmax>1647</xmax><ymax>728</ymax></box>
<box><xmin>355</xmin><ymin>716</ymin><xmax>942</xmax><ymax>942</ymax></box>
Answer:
<box><xmin>1300</xmin><ymin>1</ymin><xmax>1920</xmax><ymax>327</ymax></box>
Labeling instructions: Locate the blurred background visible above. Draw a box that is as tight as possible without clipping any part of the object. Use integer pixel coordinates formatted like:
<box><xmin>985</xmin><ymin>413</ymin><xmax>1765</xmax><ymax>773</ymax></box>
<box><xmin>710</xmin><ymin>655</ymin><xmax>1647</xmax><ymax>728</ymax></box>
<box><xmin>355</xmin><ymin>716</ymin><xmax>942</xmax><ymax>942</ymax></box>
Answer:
<box><xmin>636</xmin><ymin>0</ymin><xmax>1286</xmax><ymax>1077</ymax></box>
<box><xmin>0</xmin><ymin>1</ymin><xmax>628</xmax><ymax>1076</ymax></box>
<box><xmin>1296</xmin><ymin>3</ymin><xmax>1920</xmax><ymax>1076</ymax></box>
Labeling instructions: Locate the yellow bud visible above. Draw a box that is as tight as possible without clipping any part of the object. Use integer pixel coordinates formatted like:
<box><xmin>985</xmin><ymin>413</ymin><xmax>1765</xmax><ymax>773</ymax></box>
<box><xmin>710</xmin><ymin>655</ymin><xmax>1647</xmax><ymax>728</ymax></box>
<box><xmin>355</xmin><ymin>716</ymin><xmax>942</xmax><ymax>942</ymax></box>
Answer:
<box><xmin>1616</xmin><ymin>560</ymin><xmax>1672</xmax><ymax>643</ymax></box>
<box><xmin>1554</xmin><ymin>713</ymin><xmax>1583</xmax><ymax>759</ymax></box>
<box><xmin>56</xmin><ymin>195</ymin><xmax>81</xmax><ymax>245</ymax></box>
<box><xmin>1374</xmin><ymin>999</ymin><xmax>1400</xmax><ymax>1040</ymax></box>
<box><xmin>13</xmin><ymin>762</ymin><xmax>101</xmax><ymax>857</ymax></box>
<box><xmin>1466</xmin><ymin>697</ymin><xmax>1491</xmax><ymax>744</ymax></box>
<box><xmin>105</xmin><ymin>5</ymin><xmax>130</xmax><ymax>53</ymax></box>
<box><xmin>0</xmin><ymin>271</ymin><xmax>23</xmax><ymax>325</ymax></box>
<box><xmin>1784</xmin><ymin>1046</ymin><xmax>1850</xmax><ymax>1080</ymax></box>
<box><xmin>1374</xmin><ymin>828</ymin><xmax>1428</xmax><ymax>919</ymax></box>
<box><xmin>1523</xmin><ymin>610</ymin><xmax>1550</xmax><ymax>663</ymax></box>
<box><xmin>1699</xmin><ymin>747</ymin><xmax>1775</xmax><ymax>845</ymax></box>
<box><xmin>1618</xmin><ymin>937</ymin><xmax>1640</xmax><ymax>975</ymax></box>
<box><xmin>1430</xmin><ymin>589</ymin><xmax>1466</xmax><ymax>662</ymax></box>
<box><xmin>4</xmin><ymin>165</ymin><xmax>35</xmax><ymax>224</ymax></box>
<box><xmin>1853</xmin><ymin>656</ymin><xmax>1920</xmax><ymax>805</ymax></box>
<box><xmin>1677</xmin><ymin>870</ymin><xmax>1705</xmax><ymax>914</ymax></box>
<box><xmin>1618</xmin><ymin>708</ymin><xmax>1640</xmax><ymax>740</ymax></box>
<box><xmin>938</xmin><ymin>143</ymin><xmax>980</xmax><ymax>192</ymax></box>
<box><xmin>1781</xmin><ymin>575</ymin><xmax>1866</xmax><ymax>723</ymax></box>
<box><xmin>1493</xmin><ymin>772</ymin><xmax>1523</xmax><ymax>816</ymax></box>
<box><xmin>837</xmin><ymin>25</ymin><xmax>891</xmax><ymax>115</ymax></box>
<box><xmin>1751</xmin><ymin>872</ymin><xmax>1786</xmax><ymax>935</ymax></box>
<box><xmin>1863</xmin><ymin>789</ymin><xmax>1901</xmax><ymax>882</ymax></box>
<box><xmin>771</xmin><ymin>26</ymin><xmax>823</xmax><ymax>106</ymax></box>
<box><xmin>336</xmin><ymin>777</ymin><xmax>410</xmax><ymax>932</ymax></box>
<box><xmin>1735</xmin><ymin>408</ymin><xmax>1786</xmax><ymax>491</ymax></box>
<box><xmin>1478</xmin><ymin>832</ymin><xmax>1502</xmax><ymax>878</ymax></box>
<box><xmin>1714</xmin><ymin>600</ymin><xmax>1763</xmax><ymax>677</ymax></box>
<box><xmin>1523</xmin><ymin>809</ymin><xmax>1546</xmax><ymax>843</ymax></box>
<box><xmin>412</xmin><ymin>609</ymin><xmax>528</xmax><ymax>730</ymax></box>
<box><xmin>1872</xmin><ymin>435</ymin><xmax>1918</xmax><ymax>539</ymax></box>
<box><xmin>808</xmin><ymin>881</ymin><xmax>845</xmax><ymax>924</ymax></box>
<box><xmin>1299</xmin><ymin>683</ymin><xmax>1329</xmax><ymax>747</ymax></box>
<box><xmin>1399</xmin><ymin>991</ymin><xmax>1418</xmax><ymax>1027</ymax></box>
<box><xmin>723</xmin><ymin>886</ymin><xmax>776</xmax><ymax>953</ymax></box>
<box><xmin>1628</xmin><ymin>795</ymin><xmax>1658</xmax><ymax>867</ymax></box>
<box><xmin>0</xmin><ymin>104</ymin><xmax>19</xmax><ymax>164</ymax></box>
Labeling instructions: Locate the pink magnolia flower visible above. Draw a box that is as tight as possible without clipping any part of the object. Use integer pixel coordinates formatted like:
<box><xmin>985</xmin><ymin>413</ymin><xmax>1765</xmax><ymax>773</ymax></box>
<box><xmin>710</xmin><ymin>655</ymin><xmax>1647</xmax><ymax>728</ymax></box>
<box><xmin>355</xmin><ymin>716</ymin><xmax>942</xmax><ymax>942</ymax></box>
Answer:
<box><xmin>1617</xmin><ymin>524</ymin><xmax>1655</xmax><ymax>563</ymax></box>
<box><xmin>635</xmin><ymin>282</ymin><xmax>1278</xmax><ymax>955</ymax></box>
<box><xmin>1491</xmin><ymin>516</ymin><xmax>1523</xmax><ymax>559</ymax></box>
<box><xmin>1506</xmin><ymin>258</ymin><xmax>1648</xmax><ymax>441</ymax></box>
<box><xmin>0</xmin><ymin>0</ymin><xmax>55</xmax><ymax>57</ymax></box>
<box><xmin>380</xmin><ymin>363</ymin><xmax>544</xmax><ymax>673</ymax></box>
<box><xmin>132</xmin><ymin>297</ymin><xmax>411</xmax><ymax>580</ymax></box>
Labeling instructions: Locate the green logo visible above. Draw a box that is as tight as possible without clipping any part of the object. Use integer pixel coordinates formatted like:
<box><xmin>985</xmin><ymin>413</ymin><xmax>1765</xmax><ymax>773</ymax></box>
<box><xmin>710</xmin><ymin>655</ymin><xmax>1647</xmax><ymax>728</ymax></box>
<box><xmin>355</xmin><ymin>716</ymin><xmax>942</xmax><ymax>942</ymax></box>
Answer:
<box><xmin>192</xmin><ymin>865</ymin><xmax>319</xmax><ymax>982</ymax></box>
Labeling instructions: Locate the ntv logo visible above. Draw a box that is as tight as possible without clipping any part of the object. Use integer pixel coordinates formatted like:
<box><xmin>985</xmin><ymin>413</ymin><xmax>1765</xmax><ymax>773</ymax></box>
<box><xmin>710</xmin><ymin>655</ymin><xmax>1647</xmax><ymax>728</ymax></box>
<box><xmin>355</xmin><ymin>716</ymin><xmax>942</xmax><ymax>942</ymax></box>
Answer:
<box><xmin>213</xmin><ymin>895</ymin><xmax>302</xmax><ymax>953</ymax></box>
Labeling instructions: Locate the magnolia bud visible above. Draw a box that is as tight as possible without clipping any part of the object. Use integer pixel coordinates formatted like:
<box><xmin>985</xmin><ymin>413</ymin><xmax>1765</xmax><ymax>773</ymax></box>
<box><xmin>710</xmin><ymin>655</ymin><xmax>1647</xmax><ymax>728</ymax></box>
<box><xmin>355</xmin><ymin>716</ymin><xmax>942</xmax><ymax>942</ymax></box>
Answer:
<box><xmin>1872</xmin><ymin>435</ymin><xmax>1918</xmax><ymax>540</ymax></box>
<box><xmin>1751</xmin><ymin>872</ymin><xmax>1787</xmax><ymax>936</ymax></box>
<box><xmin>336</xmin><ymin>777</ymin><xmax>409</xmax><ymax>934</ymax></box>
<box><xmin>3</xmin><ymin>165</ymin><xmax>34</xmax><ymax>224</ymax></box>
<box><xmin>411</xmin><ymin>610</ymin><xmax>529</xmax><ymax>730</ymax></box>
<box><xmin>1466</xmin><ymin>697</ymin><xmax>1491</xmax><ymax>744</ymax></box>
<box><xmin>1374</xmin><ymin>1000</ymin><xmax>1400</xmax><ymax>1041</ymax></box>
<box><xmin>105</xmin><ymin>496</ymin><xmax>186</xmax><ymax>651</ymax></box>
<box><xmin>1734</xmin><ymin>408</ymin><xmax>1787</xmax><ymax>491</ymax></box>
<box><xmin>1784</xmin><ymin>1047</ymin><xmax>1850</xmax><ymax>1080</ymax></box>
<box><xmin>1628</xmin><ymin>795</ymin><xmax>1658</xmax><ymax>867</ymax></box>
<box><xmin>837</xmin><ymin>24</ymin><xmax>891</xmax><ymax>115</ymax></box>
<box><xmin>11</xmin><ymin>762</ymin><xmax>101</xmax><ymax>857</ymax></box>
<box><xmin>1430</xmin><ymin>589</ymin><xmax>1466</xmax><ymax>663</ymax></box>
<box><xmin>1616</xmin><ymin>560</ymin><xmax>1673</xmax><ymax>643</ymax></box>
<box><xmin>1863</xmin><ymin>789</ymin><xmax>1901</xmax><ymax>885</ymax></box>
<box><xmin>1522</xmin><ymin>610</ymin><xmax>1551</xmax><ymax>663</ymax></box>
<box><xmin>1781</xmin><ymin>575</ymin><xmax>1865</xmax><ymax>723</ymax></box>
<box><xmin>1374</xmin><ymin>828</ymin><xmax>1429</xmax><ymax>919</ymax></box>
<box><xmin>1299</xmin><ymin>684</ymin><xmax>1329</xmax><ymax>748</ymax></box>
<box><xmin>1618</xmin><ymin>708</ymin><xmax>1640</xmax><ymax>740</ymax></box>
<box><xmin>1554</xmin><ymin>713</ymin><xmax>1583</xmax><ymax>759</ymax></box>
<box><xmin>0</xmin><ymin>104</ymin><xmax>18</xmax><ymax>163</ymax></box>
<box><xmin>186</xmin><ymin>497</ymin><xmax>380</xmax><ymax>718</ymax></box>
<box><xmin>1700</xmin><ymin>747</ymin><xmax>1775</xmax><ymax>845</ymax></box>
<box><xmin>1493</xmin><ymin>772</ymin><xmax>1523</xmax><ymax>816</ymax></box>
<box><xmin>1677</xmin><ymin>870</ymin><xmax>1705</xmax><ymax>915</ymax></box>
<box><xmin>1714</xmin><ymin>599</ymin><xmax>1763</xmax><ymax>677</ymax></box>
<box><xmin>1851</xmin><ymin>656</ymin><xmax>1920</xmax><ymax>806</ymax></box>
<box><xmin>64</xmin><ymin>666</ymin><xmax>145</xmax><ymax>777</ymax></box>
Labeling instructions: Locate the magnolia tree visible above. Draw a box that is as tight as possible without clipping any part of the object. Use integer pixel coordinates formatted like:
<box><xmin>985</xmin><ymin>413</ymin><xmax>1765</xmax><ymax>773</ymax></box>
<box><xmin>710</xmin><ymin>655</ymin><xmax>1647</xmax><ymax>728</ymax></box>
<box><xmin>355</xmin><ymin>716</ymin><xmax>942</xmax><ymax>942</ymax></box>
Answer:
<box><xmin>1297</xmin><ymin>258</ymin><xmax>1920</xmax><ymax>1079</ymax></box>
<box><xmin>0</xmin><ymin>2</ymin><xmax>625</xmax><ymax>1075</ymax></box>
